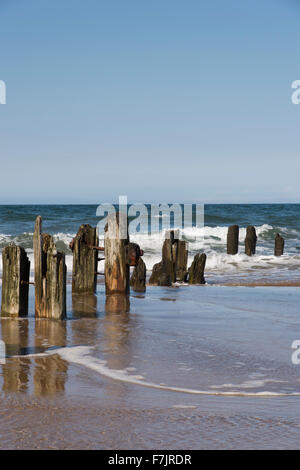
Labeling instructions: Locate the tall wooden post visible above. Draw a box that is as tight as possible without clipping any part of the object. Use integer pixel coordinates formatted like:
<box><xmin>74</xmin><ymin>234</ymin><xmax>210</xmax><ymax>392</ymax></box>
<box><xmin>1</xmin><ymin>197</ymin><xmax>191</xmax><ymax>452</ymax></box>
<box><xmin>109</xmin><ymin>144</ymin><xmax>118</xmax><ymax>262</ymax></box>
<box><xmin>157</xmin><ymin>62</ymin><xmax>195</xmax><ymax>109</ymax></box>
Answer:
<box><xmin>245</xmin><ymin>226</ymin><xmax>257</xmax><ymax>256</ymax></box>
<box><xmin>161</xmin><ymin>236</ymin><xmax>176</xmax><ymax>283</ymax></box>
<box><xmin>274</xmin><ymin>233</ymin><xmax>284</xmax><ymax>256</ymax></box>
<box><xmin>1</xmin><ymin>244</ymin><xmax>30</xmax><ymax>316</ymax></box>
<box><xmin>33</xmin><ymin>215</ymin><xmax>43</xmax><ymax>317</ymax></box>
<box><xmin>188</xmin><ymin>253</ymin><xmax>206</xmax><ymax>284</ymax></box>
<box><xmin>46</xmin><ymin>239</ymin><xmax>67</xmax><ymax>319</ymax></box>
<box><xmin>33</xmin><ymin>216</ymin><xmax>66</xmax><ymax>319</ymax></box>
<box><xmin>227</xmin><ymin>225</ymin><xmax>239</xmax><ymax>255</ymax></box>
<box><xmin>176</xmin><ymin>240</ymin><xmax>188</xmax><ymax>281</ymax></box>
<box><xmin>72</xmin><ymin>224</ymin><xmax>98</xmax><ymax>294</ymax></box>
<box><xmin>104</xmin><ymin>212</ymin><xmax>130</xmax><ymax>296</ymax></box>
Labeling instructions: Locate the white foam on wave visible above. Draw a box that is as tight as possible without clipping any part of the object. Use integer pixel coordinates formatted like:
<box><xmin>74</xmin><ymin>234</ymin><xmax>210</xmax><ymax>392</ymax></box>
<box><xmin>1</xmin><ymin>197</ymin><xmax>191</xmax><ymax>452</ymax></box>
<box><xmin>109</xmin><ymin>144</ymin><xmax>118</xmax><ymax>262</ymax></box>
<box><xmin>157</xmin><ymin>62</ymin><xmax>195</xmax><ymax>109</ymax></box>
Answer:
<box><xmin>14</xmin><ymin>345</ymin><xmax>298</xmax><ymax>398</ymax></box>
<box><xmin>0</xmin><ymin>225</ymin><xmax>299</xmax><ymax>275</ymax></box>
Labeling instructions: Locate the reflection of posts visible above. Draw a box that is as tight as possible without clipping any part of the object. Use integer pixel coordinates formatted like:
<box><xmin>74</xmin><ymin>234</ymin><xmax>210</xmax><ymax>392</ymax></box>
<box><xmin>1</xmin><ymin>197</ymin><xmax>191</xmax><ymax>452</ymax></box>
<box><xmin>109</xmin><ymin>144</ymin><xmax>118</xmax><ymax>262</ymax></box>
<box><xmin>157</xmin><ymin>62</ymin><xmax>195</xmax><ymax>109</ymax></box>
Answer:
<box><xmin>34</xmin><ymin>319</ymin><xmax>68</xmax><ymax>396</ymax></box>
<box><xmin>103</xmin><ymin>310</ymin><xmax>131</xmax><ymax>367</ymax></box>
<box><xmin>1</xmin><ymin>244</ymin><xmax>30</xmax><ymax>317</ymax></box>
<box><xmin>1</xmin><ymin>318</ymin><xmax>30</xmax><ymax>392</ymax></box>
<box><xmin>72</xmin><ymin>293</ymin><xmax>97</xmax><ymax>318</ymax></box>
<box><xmin>105</xmin><ymin>294</ymin><xmax>130</xmax><ymax>314</ymax></box>
<box><xmin>33</xmin><ymin>216</ymin><xmax>66</xmax><ymax>319</ymax></box>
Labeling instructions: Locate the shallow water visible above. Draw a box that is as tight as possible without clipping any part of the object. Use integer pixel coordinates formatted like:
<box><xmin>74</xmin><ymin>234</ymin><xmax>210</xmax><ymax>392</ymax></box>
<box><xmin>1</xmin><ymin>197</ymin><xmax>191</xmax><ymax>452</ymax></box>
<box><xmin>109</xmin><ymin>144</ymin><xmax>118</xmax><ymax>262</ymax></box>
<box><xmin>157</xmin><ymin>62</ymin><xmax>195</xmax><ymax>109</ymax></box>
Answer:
<box><xmin>0</xmin><ymin>285</ymin><xmax>300</xmax><ymax>449</ymax></box>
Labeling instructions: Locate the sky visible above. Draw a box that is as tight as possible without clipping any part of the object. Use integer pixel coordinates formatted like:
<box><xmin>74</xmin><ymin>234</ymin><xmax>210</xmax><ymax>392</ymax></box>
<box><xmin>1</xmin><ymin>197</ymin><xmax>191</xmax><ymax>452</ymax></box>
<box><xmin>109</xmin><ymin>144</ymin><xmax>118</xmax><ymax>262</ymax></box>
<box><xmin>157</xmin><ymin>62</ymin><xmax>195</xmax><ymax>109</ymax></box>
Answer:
<box><xmin>0</xmin><ymin>0</ymin><xmax>300</xmax><ymax>204</ymax></box>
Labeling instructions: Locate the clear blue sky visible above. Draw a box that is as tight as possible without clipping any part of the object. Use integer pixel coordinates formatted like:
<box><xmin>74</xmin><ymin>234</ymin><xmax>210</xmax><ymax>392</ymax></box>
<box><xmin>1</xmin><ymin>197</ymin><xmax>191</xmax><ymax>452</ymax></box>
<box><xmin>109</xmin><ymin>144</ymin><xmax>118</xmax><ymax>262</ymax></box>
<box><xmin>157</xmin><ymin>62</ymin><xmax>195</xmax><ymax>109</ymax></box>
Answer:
<box><xmin>0</xmin><ymin>0</ymin><xmax>299</xmax><ymax>203</ymax></box>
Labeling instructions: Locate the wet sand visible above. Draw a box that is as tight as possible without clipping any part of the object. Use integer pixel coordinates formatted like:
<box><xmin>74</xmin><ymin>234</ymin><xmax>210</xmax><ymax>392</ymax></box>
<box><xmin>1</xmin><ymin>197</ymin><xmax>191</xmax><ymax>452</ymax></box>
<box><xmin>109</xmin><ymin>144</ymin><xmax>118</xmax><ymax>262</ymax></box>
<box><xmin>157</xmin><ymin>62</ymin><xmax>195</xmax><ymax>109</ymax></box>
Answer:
<box><xmin>0</xmin><ymin>285</ymin><xmax>300</xmax><ymax>449</ymax></box>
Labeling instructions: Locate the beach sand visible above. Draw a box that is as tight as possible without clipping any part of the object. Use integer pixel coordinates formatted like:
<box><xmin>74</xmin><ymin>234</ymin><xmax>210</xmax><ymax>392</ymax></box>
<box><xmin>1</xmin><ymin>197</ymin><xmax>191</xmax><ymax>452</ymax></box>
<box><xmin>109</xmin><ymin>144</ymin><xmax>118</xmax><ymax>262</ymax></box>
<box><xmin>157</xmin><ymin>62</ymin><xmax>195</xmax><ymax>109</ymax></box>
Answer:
<box><xmin>0</xmin><ymin>284</ymin><xmax>300</xmax><ymax>449</ymax></box>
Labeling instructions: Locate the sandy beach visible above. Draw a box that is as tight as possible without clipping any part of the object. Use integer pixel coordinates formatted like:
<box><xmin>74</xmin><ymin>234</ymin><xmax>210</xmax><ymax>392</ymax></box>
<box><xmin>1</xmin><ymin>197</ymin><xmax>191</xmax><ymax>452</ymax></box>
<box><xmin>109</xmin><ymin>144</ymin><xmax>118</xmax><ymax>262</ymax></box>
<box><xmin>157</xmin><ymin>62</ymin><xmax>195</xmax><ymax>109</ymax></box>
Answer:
<box><xmin>0</xmin><ymin>284</ymin><xmax>300</xmax><ymax>449</ymax></box>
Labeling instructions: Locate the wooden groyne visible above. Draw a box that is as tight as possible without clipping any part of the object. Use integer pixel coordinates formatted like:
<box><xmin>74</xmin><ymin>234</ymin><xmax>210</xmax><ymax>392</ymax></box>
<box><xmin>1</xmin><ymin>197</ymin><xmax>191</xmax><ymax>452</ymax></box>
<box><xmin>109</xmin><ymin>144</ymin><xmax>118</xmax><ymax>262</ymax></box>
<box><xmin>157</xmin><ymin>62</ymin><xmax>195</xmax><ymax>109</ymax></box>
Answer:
<box><xmin>0</xmin><ymin>215</ymin><xmax>289</xmax><ymax>319</ymax></box>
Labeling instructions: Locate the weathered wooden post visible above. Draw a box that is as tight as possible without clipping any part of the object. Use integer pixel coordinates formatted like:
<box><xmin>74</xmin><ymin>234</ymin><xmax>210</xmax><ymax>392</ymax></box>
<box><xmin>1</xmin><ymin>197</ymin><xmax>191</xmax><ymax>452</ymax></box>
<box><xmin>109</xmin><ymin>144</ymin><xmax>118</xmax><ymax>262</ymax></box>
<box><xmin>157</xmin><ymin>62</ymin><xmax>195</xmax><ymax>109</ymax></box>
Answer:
<box><xmin>1</xmin><ymin>244</ymin><xmax>30</xmax><ymax>316</ymax></box>
<box><xmin>71</xmin><ymin>224</ymin><xmax>98</xmax><ymax>294</ymax></box>
<box><xmin>149</xmin><ymin>230</ymin><xmax>185</xmax><ymax>286</ymax></box>
<box><xmin>149</xmin><ymin>262</ymin><xmax>172</xmax><ymax>286</ymax></box>
<box><xmin>104</xmin><ymin>212</ymin><xmax>130</xmax><ymax>312</ymax></box>
<box><xmin>33</xmin><ymin>216</ymin><xmax>66</xmax><ymax>319</ymax></box>
<box><xmin>176</xmin><ymin>240</ymin><xmax>188</xmax><ymax>281</ymax></box>
<box><xmin>188</xmin><ymin>253</ymin><xmax>206</xmax><ymax>284</ymax></box>
<box><xmin>227</xmin><ymin>225</ymin><xmax>239</xmax><ymax>255</ymax></box>
<box><xmin>130</xmin><ymin>258</ymin><xmax>146</xmax><ymax>292</ymax></box>
<box><xmin>274</xmin><ymin>233</ymin><xmax>284</xmax><ymax>256</ymax></box>
<box><xmin>245</xmin><ymin>226</ymin><xmax>257</xmax><ymax>256</ymax></box>
<box><xmin>46</xmin><ymin>239</ymin><xmax>66</xmax><ymax>320</ymax></box>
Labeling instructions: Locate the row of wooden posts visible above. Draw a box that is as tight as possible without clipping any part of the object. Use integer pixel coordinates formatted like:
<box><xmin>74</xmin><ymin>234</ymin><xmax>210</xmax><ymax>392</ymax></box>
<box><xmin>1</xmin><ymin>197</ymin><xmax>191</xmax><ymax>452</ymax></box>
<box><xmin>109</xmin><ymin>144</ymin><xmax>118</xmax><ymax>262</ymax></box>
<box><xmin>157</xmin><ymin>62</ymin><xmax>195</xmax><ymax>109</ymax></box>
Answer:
<box><xmin>226</xmin><ymin>225</ymin><xmax>284</xmax><ymax>256</ymax></box>
<box><xmin>0</xmin><ymin>218</ymin><xmax>284</xmax><ymax>319</ymax></box>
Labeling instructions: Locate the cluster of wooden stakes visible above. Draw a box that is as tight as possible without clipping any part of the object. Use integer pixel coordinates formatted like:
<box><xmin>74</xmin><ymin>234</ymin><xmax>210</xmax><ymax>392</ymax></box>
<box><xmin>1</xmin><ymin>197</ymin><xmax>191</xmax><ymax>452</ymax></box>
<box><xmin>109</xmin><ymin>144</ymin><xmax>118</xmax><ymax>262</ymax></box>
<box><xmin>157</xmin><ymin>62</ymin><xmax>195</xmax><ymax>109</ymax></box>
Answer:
<box><xmin>0</xmin><ymin>215</ymin><xmax>285</xmax><ymax>320</ymax></box>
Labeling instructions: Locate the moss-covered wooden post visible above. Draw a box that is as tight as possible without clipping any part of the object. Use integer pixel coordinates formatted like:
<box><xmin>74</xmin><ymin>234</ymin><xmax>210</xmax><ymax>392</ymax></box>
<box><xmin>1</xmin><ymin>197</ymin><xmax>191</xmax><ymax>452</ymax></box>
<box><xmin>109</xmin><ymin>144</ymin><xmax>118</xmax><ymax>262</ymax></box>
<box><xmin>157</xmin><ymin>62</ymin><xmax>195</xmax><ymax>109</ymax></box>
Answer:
<box><xmin>1</xmin><ymin>244</ymin><xmax>30</xmax><ymax>316</ymax></box>
<box><xmin>71</xmin><ymin>224</ymin><xmax>98</xmax><ymax>294</ymax></box>
<box><xmin>227</xmin><ymin>225</ymin><xmax>239</xmax><ymax>255</ymax></box>
<box><xmin>33</xmin><ymin>216</ymin><xmax>66</xmax><ymax>319</ymax></box>
<box><xmin>104</xmin><ymin>212</ymin><xmax>130</xmax><ymax>296</ymax></box>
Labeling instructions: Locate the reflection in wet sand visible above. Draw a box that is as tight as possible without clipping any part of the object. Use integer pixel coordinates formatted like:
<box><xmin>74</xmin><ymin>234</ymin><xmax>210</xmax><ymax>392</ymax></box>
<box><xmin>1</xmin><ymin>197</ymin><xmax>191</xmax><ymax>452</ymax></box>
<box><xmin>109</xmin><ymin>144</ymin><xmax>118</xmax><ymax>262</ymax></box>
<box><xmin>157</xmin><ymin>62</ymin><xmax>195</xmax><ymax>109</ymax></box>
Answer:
<box><xmin>1</xmin><ymin>319</ymin><xmax>30</xmax><ymax>393</ymax></box>
<box><xmin>34</xmin><ymin>319</ymin><xmax>68</xmax><ymax>396</ymax></box>
<box><xmin>105</xmin><ymin>294</ymin><xmax>130</xmax><ymax>314</ymax></box>
<box><xmin>102</xmin><ymin>308</ymin><xmax>133</xmax><ymax>401</ymax></box>
<box><xmin>72</xmin><ymin>294</ymin><xmax>98</xmax><ymax>318</ymax></box>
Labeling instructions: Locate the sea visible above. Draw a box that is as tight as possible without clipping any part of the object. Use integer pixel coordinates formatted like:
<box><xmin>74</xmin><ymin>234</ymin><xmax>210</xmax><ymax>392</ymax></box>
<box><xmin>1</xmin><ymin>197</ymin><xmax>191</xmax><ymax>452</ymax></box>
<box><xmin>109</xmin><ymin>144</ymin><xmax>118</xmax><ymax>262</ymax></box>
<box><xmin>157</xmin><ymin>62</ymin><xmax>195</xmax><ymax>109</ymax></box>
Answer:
<box><xmin>0</xmin><ymin>203</ymin><xmax>300</xmax><ymax>284</ymax></box>
<box><xmin>0</xmin><ymin>204</ymin><xmax>300</xmax><ymax>449</ymax></box>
